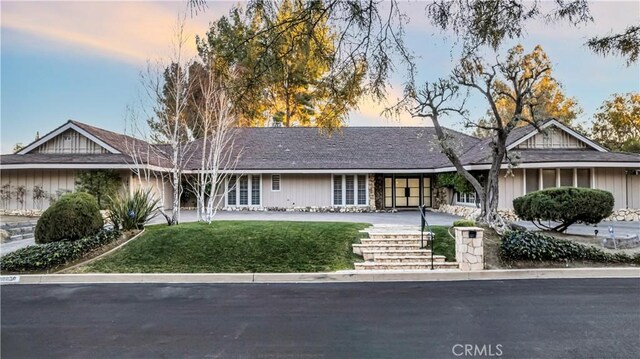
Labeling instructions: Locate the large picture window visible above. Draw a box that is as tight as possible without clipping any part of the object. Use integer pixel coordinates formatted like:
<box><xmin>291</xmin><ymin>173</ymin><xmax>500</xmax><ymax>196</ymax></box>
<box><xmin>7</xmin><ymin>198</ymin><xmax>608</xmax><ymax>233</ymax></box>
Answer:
<box><xmin>227</xmin><ymin>175</ymin><xmax>261</xmax><ymax>206</ymax></box>
<box><xmin>525</xmin><ymin>168</ymin><xmax>591</xmax><ymax>193</ymax></box>
<box><xmin>333</xmin><ymin>174</ymin><xmax>368</xmax><ymax>206</ymax></box>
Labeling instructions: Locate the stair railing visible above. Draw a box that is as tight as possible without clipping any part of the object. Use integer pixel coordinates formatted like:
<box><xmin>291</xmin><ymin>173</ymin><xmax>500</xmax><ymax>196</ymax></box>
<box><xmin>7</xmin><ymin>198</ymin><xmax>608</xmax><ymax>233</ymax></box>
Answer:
<box><xmin>419</xmin><ymin>205</ymin><xmax>435</xmax><ymax>270</ymax></box>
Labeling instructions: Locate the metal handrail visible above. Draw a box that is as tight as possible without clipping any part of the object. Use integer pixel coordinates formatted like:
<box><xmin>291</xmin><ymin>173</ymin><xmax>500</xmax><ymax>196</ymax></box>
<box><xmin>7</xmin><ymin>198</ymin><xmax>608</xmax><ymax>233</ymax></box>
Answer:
<box><xmin>419</xmin><ymin>205</ymin><xmax>435</xmax><ymax>270</ymax></box>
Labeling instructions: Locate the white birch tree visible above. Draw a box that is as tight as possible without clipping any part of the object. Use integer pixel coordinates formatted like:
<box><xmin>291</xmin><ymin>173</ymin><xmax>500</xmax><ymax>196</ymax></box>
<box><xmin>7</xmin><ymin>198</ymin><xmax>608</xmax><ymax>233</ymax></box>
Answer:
<box><xmin>184</xmin><ymin>65</ymin><xmax>241</xmax><ymax>223</ymax></box>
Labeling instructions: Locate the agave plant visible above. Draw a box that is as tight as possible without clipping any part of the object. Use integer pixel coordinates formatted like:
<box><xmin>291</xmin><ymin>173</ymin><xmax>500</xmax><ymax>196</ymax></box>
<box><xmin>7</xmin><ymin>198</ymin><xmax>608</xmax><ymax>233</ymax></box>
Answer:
<box><xmin>107</xmin><ymin>188</ymin><xmax>160</xmax><ymax>230</ymax></box>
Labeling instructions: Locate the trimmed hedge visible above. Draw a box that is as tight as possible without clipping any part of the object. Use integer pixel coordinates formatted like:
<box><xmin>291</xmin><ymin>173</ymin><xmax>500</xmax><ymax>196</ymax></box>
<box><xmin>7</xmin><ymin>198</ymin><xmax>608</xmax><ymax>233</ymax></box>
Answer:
<box><xmin>35</xmin><ymin>192</ymin><xmax>104</xmax><ymax>244</ymax></box>
<box><xmin>500</xmin><ymin>231</ymin><xmax>640</xmax><ymax>264</ymax></box>
<box><xmin>453</xmin><ymin>219</ymin><xmax>476</xmax><ymax>227</ymax></box>
<box><xmin>513</xmin><ymin>187</ymin><xmax>614</xmax><ymax>232</ymax></box>
<box><xmin>0</xmin><ymin>229</ymin><xmax>121</xmax><ymax>273</ymax></box>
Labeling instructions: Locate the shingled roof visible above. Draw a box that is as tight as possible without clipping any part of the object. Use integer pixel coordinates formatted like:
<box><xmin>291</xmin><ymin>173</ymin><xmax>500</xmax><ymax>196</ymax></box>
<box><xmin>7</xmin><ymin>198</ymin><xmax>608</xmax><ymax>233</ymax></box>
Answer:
<box><xmin>217</xmin><ymin>127</ymin><xmax>480</xmax><ymax>171</ymax></box>
<box><xmin>2</xmin><ymin>120</ymin><xmax>638</xmax><ymax>171</ymax></box>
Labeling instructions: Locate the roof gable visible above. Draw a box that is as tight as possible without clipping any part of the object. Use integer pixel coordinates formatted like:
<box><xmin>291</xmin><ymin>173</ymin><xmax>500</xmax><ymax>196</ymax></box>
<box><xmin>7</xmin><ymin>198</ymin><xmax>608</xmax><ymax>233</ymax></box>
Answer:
<box><xmin>506</xmin><ymin>119</ymin><xmax>608</xmax><ymax>152</ymax></box>
<box><xmin>17</xmin><ymin>121</ymin><xmax>121</xmax><ymax>155</ymax></box>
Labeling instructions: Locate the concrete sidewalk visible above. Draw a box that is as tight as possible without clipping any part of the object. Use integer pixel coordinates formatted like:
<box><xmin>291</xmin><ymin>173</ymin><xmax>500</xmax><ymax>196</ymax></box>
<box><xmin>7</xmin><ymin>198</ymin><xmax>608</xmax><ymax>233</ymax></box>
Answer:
<box><xmin>3</xmin><ymin>267</ymin><xmax>638</xmax><ymax>285</ymax></box>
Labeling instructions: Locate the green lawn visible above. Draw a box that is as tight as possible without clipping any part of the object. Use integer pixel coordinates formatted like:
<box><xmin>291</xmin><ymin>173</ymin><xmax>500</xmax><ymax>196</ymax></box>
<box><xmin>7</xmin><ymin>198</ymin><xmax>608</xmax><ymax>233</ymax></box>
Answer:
<box><xmin>82</xmin><ymin>221</ymin><xmax>369</xmax><ymax>273</ymax></box>
<box><xmin>430</xmin><ymin>226</ymin><xmax>456</xmax><ymax>261</ymax></box>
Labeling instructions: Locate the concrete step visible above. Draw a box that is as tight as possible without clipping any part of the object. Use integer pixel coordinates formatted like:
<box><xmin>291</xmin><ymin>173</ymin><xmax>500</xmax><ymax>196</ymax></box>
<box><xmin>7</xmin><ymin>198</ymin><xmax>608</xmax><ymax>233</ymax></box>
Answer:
<box><xmin>354</xmin><ymin>262</ymin><xmax>459</xmax><ymax>270</ymax></box>
<box><xmin>353</xmin><ymin>243</ymin><xmax>422</xmax><ymax>255</ymax></box>
<box><xmin>361</xmin><ymin>249</ymin><xmax>432</xmax><ymax>261</ymax></box>
<box><xmin>8</xmin><ymin>233</ymin><xmax>34</xmax><ymax>241</ymax></box>
<box><xmin>5</xmin><ymin>226</ymin><xmax>36</xmax><ymax>236</ymax></box>
<box><xmin>360</xmin><ymin>238</ymin><xmax>430</xmax><ymax>246</ymax></box>
<box><xmin>374</xmin><ymin>255</ymin><xmax>447</xmax><ymax>263</ymax></box>
<box><xmin>368</xmin><ymin>232</ymin><xmax>432</xmax><ymax>240</ymax></box>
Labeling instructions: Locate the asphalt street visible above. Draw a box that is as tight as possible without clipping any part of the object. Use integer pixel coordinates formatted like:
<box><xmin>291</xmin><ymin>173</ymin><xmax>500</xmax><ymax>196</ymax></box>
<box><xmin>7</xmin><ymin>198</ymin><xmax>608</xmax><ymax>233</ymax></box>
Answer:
<box><xmin>2</xmin><ymin>279</ymin><xmax>639</xmax><ymax>358</ymax></box>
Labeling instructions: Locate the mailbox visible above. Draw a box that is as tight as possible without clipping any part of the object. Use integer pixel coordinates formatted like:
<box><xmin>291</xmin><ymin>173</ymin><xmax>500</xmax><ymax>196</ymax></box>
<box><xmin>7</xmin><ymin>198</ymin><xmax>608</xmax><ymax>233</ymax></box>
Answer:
<box><xmin>468</xmin><ymin>230</ymin><xmax>477</xmax><ymax>238</ymax></box>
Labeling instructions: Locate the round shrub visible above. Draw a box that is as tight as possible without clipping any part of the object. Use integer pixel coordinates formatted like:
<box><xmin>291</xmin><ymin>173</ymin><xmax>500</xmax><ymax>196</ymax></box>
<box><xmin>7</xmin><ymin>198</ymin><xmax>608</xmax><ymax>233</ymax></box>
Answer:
<box><xmin>35</xmin><ymin>192</ymin><xmax>104</xmax><ymax>244</ymax></box>
<box><xmin>513</xmin><ymin>187</ymin><xmax>614</xmax><ymax>232</ymax></box>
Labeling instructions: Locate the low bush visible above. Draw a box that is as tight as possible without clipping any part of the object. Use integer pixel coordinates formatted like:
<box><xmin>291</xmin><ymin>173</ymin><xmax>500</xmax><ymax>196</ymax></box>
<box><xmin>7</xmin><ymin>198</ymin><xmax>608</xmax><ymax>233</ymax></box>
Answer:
<box><xmin>500</xmin><ymin>231</ymin><xmax>640</xmax><ymax>264</ymax></box>
<box><xmin>35</xmin><ymin>192</ymin><xmax>104</xmax><ymax>244</ymax></box>
<box><xmin>1</xmin><ymin>229</ymin><xmax>121</xmax><ymax>273</ymax></box>
<box><xmin>453</xmin><ymin>219</ymin><xmax>476</xmax><ymax>227</ymax></box>
<box><xmin>513</xmin><ymin>187</ymin><xmax>614</xmax><ymax>232</ymax></box>
<box><xmin>108</xmin><ymin>189</ymin><xmax>160</xmax><ymax>230</ymax></box>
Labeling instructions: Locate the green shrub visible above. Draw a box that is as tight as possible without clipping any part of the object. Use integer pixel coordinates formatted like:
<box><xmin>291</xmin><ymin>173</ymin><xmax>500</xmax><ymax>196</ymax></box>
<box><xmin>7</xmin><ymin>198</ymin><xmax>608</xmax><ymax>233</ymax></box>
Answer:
<box><xmin>1</xmin><ymin>229</ymin><xmax>121</xmax><ymax>273</ymax></box>
<box><xmin>500</xmin><ymin>231</ymin><xmax>639</xmax><ymax>264</ymax></box>
<box><xmin>453</xmin><ymin>219</ymin><xmax>476</xmax><ymax>227</ymax></box>
<box><xmin>75</xmin><ymin>169</ymin><xmax>122</xmax><ymax>209</ymax></box>
<box><xmin>35</xmin><ymin>192</ymin><xmax>104</xmax><ymax>244</ymax></box>
<box><xmin>513</xmin><ymin>187</ymin><xmax>614</xmax><ymax>232</ymax></box>
<box><xmin>108</xmin><ymin>189</ymin><xmax>160</xmax><ymax>230</ymax></box>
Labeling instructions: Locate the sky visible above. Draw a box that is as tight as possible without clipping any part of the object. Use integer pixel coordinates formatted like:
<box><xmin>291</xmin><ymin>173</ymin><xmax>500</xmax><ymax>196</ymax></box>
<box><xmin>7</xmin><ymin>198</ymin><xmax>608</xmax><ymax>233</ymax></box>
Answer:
<box><xmin>1</xmin><ymin>0</ymin><xmax>639</xmax><ymax>154</ymax></box>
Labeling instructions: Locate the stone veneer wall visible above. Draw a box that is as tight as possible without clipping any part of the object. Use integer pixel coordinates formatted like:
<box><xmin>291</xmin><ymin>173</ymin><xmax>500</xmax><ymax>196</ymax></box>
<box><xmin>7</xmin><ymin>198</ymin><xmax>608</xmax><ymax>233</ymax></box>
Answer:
<box><xmin>373</xmin><ymin>174</ymin><xmax>384</xmax><ymax>210</ymax></box>
<box><xmin>432</xmin><ymin>187</ymin><xmax>450</xmax><ymax>209</ymax></box>
<box><xmin>433</xmin><ymin>204</ymin><xmax>639</xmax><ymax>222</ymax></box>
<box><xmin>454</xmin><ymin>227</ymin><xmax>484</xmax><ymax>271</ymax></box>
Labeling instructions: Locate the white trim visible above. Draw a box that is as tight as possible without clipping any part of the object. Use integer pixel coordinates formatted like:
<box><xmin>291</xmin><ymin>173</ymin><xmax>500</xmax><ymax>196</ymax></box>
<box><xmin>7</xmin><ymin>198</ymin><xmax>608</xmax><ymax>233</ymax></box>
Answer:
<box><xmin>17</xmin><ymin>122</ymin><xmax>121</xmax><ymax>155</ymax></box>
<box><xmin>270</xmin><ymin>174</ymin><xmax>281</xmax><ymax>192</ymax></box>
<box><xmin>573</xmin><ymin>168</ymin><xmax>578</xmax><ymax>187</ymax></box>
<box><xmin>506</xmin><ymin>119</ymin><xmax>608</xmax><ymax>152</ymax></box>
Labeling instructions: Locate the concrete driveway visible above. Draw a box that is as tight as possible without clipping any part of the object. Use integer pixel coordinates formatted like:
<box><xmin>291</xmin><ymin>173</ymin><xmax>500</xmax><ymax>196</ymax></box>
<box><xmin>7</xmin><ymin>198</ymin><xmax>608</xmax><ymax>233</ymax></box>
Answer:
<box><xmin>151</xmin><ymin>209</ymin><xmax>461</xmax><ymax>227</ymax></box>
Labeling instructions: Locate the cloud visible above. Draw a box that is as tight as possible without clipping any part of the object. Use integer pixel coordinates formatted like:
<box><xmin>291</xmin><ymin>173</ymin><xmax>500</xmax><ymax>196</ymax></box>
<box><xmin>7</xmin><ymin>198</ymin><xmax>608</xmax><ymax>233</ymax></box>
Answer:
<box><xmin>1</xmin><ymin>1</ymin><xmax>234</xmax><ymax>64</ymax></box>
<box><xmin>348</xmin><ymin>87</ymin><xmax>433</xmax><ymax>127</ymax></box>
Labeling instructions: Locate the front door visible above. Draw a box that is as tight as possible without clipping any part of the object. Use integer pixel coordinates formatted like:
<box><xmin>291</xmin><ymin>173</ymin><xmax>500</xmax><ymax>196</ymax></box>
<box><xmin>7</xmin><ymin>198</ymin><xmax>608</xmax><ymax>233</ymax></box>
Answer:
<box><xmin>384</xmin><ymin>175</ymin><xmax>432</xmax><ymax>209</ymax></box>
<box><xmin>394</xmin><ymin>177</ymin><xmax>420</xmax><ymax>207</ymax></box>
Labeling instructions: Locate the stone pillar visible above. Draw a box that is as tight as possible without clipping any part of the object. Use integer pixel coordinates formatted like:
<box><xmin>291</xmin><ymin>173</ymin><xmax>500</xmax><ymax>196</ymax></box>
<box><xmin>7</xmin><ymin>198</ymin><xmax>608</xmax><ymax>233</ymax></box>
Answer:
<box><xmin>368</xmin><ymin>174</ymin><xmax>378</xmax><ymax>211</ymax></box>
<box><xmin>454</xmin><ymin>227</ymin><xmax>484</xmax><ymax>271</ymax></box>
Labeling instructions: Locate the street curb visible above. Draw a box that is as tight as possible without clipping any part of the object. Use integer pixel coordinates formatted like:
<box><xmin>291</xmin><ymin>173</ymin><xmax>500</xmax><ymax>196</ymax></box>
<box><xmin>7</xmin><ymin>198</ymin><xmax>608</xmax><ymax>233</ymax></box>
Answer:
<box><xmin>2</xmin><ymin>267</ymin><xmax>639</xmax><ymax>285</ymax></box>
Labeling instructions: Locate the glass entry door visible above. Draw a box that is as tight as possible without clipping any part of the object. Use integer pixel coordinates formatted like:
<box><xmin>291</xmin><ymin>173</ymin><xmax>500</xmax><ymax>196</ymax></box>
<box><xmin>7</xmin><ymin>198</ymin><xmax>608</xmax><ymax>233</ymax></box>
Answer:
<box><xmin>395</xmin><ymin>177</ymin><xmax>420</xmax><ymax>207</ymax></box>
<box><xmin>384</xmin><ymin>175</ymin><xmax>432</xmax><ymax>209</ymax></box>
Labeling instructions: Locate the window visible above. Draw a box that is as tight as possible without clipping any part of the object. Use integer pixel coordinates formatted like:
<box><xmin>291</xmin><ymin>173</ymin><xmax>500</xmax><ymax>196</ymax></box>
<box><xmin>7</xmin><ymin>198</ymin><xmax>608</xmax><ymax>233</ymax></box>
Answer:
<box><xmin>251</xmin><ymin>177</ymin><xmax>261</xmax><ymax>205</ymax></box>
<box><xmin>542</xmin><ymin>169</ymin><xmax>556</xmax><ymax>189</ymax></box>
<box><xmin>560</xmin><ymin>169</ymin><xmax>573</xmax><ymax>187</ymax></box>
<box><xmin>577</xmin><ymin>169</ymin><xmax>591</xmax><ymax>188</ymax></box>
<box><xmin>357</xmin><ymin>175</ymin><xmax>367</xmax><ymax>205</ymax></box>
<box><xmin>423</xmin><ymin>177</ymin><xmax>432</xmax><ymax>207</ymax></box>
<box><xmin>227</xmin><ymin>176</ymin><xmax>237</xmax><ymax>205</ymax></box>
<box><xmin>239</xmin><ymin>176</ymin><xmax>249</xmax><ymax>205</ymax></box>
<box><xmin>333</xmin><ymin>174</ymin><xmax>368</xmax><ymax>206</ymax></box>
<box><xmin>227</xmin><ymin>175</ymin><xmax>261</xmax><ymax>206</ymax></box>
<box><xmin>526</xmin><ymin>169</ymin><xmax>539</xmax><ymax>193</ymax></box>
<box><xmin>333</xmin><ymin>176</ymin><xmax>342</xmax><ymax>205</ymax></box>
<box><xmin>525</xmin><ymin>168</ymin><xmax>592</xmax><ymax>193</ymax></box>
<box><xmin>271</xmin><ymin>174</ymin><xmax>281</xmax><ymax>191</ymax></box>
<box><xmin>384</xmin><ymin>177</ymin><xmax>393</xmax><ymax>208</ymax></box>
<box><xmin>345</xmin><ymin>175</ymin><xmax>355</xmax><ymax>205</ymax></box>
<box><xmin>456</xmin><ymin>192</ymin><xmax>476</xmax><ymax>205</ymax></box>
